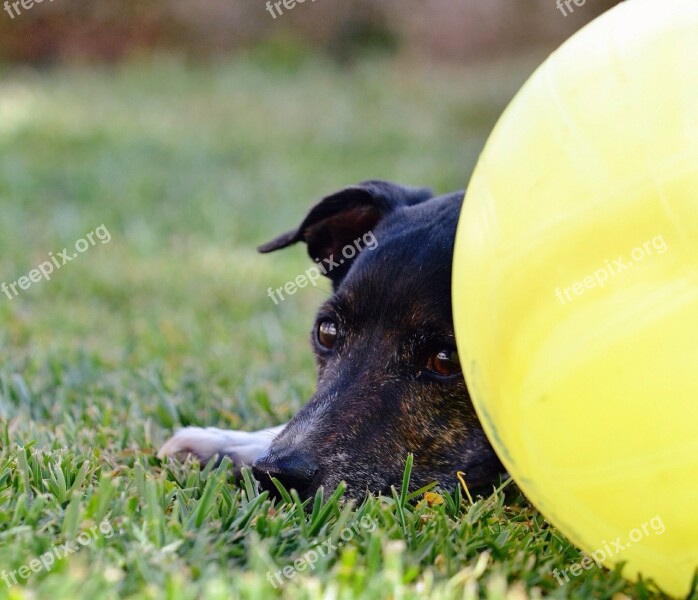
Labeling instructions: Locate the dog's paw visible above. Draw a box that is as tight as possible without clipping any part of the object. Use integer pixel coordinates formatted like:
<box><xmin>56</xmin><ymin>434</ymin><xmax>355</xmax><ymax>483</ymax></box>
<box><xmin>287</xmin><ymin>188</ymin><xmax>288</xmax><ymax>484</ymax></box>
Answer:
<box><xmin>158</xmin><ymin>425</ymin><xmax>285</xmax><ymax>466</ymax></box>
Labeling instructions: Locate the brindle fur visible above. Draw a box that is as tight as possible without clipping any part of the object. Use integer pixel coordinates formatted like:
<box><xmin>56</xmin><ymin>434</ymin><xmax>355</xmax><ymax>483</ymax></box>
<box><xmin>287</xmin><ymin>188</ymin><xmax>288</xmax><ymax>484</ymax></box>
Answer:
<box><xmin>250</xmin><ymin>181</ymin><xmax>504</xmax><ymax>499</ymax></box>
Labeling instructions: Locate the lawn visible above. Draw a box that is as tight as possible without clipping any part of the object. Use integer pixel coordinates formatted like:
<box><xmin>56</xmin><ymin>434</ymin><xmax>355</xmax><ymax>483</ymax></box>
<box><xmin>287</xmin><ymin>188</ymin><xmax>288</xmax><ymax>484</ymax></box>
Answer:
<box><xmin>0</xmin><ymin>49</ymin><xmax>676</xmax><ymax>599</ymax></box>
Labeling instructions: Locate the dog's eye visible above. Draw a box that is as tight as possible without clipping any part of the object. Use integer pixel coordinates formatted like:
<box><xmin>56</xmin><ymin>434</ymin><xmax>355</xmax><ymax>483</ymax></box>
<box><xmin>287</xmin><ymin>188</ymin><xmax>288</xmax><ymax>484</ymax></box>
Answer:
<box><xmin>317</xmin><ymin>320</ymin><xmax>338</xmax><ymax>349</ymax></box>
<box><xmin>426</xmin><ymin>349</ymin><xmax>461</xmax><ymax>377</ymax></box>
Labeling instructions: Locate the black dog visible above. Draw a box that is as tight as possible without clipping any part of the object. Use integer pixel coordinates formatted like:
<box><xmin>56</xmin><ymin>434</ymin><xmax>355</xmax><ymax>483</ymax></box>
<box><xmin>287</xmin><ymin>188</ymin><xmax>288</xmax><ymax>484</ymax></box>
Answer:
<box><xmin>159</xmin><ymin>181</ymin><xmax>504</xmax><ymax>500</ymax></box>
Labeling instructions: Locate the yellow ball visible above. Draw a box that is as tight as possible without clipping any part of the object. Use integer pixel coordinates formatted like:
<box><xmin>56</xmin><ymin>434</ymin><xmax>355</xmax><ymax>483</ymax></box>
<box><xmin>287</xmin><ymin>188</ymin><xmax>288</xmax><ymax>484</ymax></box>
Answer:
<box><xmin>453</xmin><ymin>0</ymin><xmax>698</xmax><ymax>596</ymax></box>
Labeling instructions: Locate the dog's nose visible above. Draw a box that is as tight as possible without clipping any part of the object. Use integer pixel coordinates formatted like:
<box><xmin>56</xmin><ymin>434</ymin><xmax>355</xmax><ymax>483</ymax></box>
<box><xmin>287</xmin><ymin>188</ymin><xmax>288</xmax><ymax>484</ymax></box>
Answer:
<box><xmin>253</xmin><ymin>450</ymin><xmax>319</xmax><ymax>499</ymax></box>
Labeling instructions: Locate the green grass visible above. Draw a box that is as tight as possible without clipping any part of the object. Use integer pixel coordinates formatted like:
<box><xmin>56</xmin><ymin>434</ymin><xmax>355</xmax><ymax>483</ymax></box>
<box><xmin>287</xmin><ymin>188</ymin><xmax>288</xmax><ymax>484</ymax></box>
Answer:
<box><xmin>0</xmin><ymin>51</ymin><xmax>681</xmax><ymax>599</ymax></box>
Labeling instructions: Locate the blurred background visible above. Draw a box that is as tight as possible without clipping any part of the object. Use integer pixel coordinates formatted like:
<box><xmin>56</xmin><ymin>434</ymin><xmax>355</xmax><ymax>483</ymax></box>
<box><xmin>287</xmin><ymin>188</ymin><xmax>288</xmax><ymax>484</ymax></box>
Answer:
<box><xmin>1</xmin><ymin>0</ymin><xmax>620</xmax><ymax>63</ymax></box>
<box><xmin>0</xmin><ymin>0</ymin><xmax>621</xmax><ymax>435</ymax></box>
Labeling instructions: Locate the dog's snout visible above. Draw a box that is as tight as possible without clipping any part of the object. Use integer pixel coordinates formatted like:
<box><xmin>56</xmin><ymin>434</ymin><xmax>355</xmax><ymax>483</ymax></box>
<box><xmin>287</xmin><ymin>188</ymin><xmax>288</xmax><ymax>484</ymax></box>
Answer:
<box><xmin>253</xmin><ymin>450</ymin><xmax>319</xmax><ymax>499</ymax></box>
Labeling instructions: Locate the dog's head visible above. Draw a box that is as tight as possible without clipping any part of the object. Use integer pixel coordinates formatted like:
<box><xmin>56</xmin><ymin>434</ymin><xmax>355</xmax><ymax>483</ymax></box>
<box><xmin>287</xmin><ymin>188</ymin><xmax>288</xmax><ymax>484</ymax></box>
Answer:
<box><xmin>253</xmin><ymin>181</ymin><xmax>503</xmax><ymax>500</ymax></box>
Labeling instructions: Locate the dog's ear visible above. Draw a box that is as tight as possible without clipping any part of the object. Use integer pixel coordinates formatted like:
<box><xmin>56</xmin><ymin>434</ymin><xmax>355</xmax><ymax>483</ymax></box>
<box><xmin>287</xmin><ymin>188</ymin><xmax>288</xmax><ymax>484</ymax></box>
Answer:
<box><xmin>258</xmin><ymin>181</ymin><xmax>433</xmax><ymax>286</ymax></box>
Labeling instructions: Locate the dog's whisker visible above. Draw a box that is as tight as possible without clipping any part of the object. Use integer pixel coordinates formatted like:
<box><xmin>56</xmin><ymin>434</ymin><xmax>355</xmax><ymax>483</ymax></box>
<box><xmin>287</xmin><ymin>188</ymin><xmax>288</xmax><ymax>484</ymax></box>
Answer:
<box><xmin>308</xmin><ymin>286</ymin><xmax>333</xmax><ymax>298</ymax></box>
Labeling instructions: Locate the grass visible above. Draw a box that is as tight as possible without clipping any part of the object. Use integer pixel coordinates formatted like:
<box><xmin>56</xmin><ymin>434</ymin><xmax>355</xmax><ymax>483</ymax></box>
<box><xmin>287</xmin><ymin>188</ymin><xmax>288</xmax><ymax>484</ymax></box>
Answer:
<box><xmin>0</xmin><ymin>49</ymin><xmax>682</xmax><ymax>599</ymax></box>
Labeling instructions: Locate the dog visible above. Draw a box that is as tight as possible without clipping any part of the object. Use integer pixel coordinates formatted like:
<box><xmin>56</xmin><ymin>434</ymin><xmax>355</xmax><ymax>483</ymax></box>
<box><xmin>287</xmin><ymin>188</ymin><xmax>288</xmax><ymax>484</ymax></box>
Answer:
<box><xmin>159</xmin><ymin>181</ymin><xmax>504</xmax><ymax>500</ymax></box>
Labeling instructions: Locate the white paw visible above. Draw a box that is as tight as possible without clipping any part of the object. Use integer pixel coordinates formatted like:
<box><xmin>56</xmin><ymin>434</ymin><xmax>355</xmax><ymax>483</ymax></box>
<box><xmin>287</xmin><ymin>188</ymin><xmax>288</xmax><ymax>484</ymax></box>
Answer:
<box><xmin>158</xmin><ymin>425</ymin><xmax>285</xmax><ymax>466</ymax></box>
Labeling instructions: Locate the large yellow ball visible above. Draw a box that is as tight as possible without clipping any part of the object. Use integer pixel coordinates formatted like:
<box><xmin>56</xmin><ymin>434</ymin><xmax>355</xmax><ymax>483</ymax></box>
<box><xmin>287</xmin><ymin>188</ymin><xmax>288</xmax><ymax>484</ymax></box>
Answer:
<box><xmin>453</xmin><ymin>0</ymin><xmax>698</xmax><ymax>596</ymax></box>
